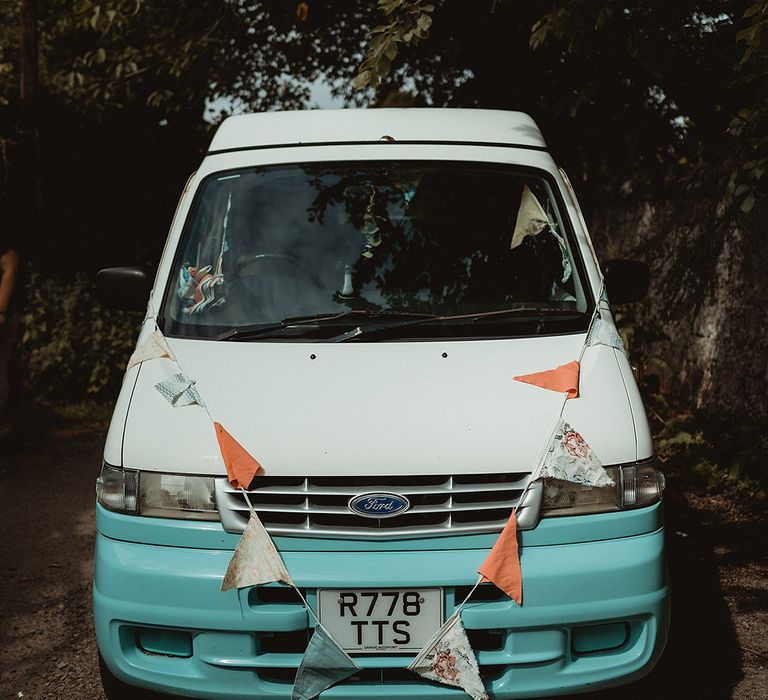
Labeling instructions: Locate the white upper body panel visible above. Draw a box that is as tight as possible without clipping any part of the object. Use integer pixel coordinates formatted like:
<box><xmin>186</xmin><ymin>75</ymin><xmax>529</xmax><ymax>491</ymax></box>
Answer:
<box><xmin>208</xmin><ymin>109</ymin><xmax>547</xmax><ymax>152</ymax></box>
<box><xmin>105</xmin><ymin>109</ymin><xmax>651</xmax><ymax>476</ymax></box>
<box><xmin>117</xmin><ymin>330</ymin><xmax>636</xmax><ymax>476</ymax></box>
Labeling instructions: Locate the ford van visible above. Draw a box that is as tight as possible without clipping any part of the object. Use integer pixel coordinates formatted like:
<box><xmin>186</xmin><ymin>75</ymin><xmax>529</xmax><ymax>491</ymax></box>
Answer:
<box><xmin>94</xmin><ymin>108</ymin><xmax>668</xmax><ymax>699</ymax></box>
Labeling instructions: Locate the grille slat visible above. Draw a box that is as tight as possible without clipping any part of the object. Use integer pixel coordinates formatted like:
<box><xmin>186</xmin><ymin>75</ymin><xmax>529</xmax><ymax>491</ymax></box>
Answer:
<box><xmin>216</xmin><ymin>474</ymin><xmax>542</xmax><ymax>538</ymax></box>
<box><xmin>220</xmin><ymin>499</ymin><xmax>520</xmax><ymax>516</ymax></box>
<box><xmin>240</xmin><ymin>476</ymin><xmax>530</xmax><ymax>496</ymax></box>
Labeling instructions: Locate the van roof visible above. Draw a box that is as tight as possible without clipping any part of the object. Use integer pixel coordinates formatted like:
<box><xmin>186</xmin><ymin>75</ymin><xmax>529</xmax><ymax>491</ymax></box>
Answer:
<box><xmin>207</xmin><ymin>108</ymin><xmax>547</xmax><ymax>154</ymax></box>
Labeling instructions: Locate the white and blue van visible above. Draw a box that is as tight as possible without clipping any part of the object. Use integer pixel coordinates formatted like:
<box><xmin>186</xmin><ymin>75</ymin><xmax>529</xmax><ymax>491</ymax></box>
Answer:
<box><xmin>94</xmin><ymin>109</ymin><xmax>668</xmax><ymax>699</ymax></box>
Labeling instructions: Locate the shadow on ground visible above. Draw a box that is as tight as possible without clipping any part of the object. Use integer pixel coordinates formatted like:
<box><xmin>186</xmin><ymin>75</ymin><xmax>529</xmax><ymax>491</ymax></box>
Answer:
<box><xmin>562</xmin><ymin>483</ymin><xmax>765</xmax><ymax>700</ymax></box>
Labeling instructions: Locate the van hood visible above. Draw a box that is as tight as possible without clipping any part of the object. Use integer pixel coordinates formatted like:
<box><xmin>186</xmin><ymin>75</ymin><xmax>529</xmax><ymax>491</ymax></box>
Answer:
<box><xmin>121</xmin><ymin>335</ymin><xmax>637</xmax><ymax>476</ymax></box>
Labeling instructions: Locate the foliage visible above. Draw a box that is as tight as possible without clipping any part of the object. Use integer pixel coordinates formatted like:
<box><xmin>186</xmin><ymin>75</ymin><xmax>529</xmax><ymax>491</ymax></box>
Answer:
<box><xmin>352</xmin><ymin>1</ymin><xmax>763</xmax><ymax>207</ymax></box>
<box><xmin>656</xmin><ymin>413</ymin><xmax>768</xmax><ymax>503</ymax></box>
<box><xmin>354</xmin><ymin>0</ymin><xmax>434</xmax><ymax>90</ymax></box>
<box><xmin>18</xmin><ymin>269</ymin><xmax>140</xmax><ymax>400</ymax></box>
<box><xmin>728</xmin><ymin>0</ymin><xmax>768</xmax><ymax>213</ymax></box>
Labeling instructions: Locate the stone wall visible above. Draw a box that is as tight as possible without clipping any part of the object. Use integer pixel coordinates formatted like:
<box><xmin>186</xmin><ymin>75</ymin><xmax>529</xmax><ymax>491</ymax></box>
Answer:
<box><xmin>588</xmin><ymin>197</ymin><xmax>766</xmax><ymax>419</ymax></box>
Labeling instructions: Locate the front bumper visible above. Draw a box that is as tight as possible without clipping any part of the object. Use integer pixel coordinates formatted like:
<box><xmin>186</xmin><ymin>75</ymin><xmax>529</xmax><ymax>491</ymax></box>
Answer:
<box><xmin>94</xmin><ymin>506</ymin><xmax>669</xmax><ymax>699</ymax></box>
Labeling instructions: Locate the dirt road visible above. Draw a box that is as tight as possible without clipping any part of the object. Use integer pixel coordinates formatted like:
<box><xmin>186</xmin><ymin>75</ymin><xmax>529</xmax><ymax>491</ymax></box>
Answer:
<box><xmin>0</xmin><ymin>418</ymin><xmax>766</xmax><ymax>699</ymax></box>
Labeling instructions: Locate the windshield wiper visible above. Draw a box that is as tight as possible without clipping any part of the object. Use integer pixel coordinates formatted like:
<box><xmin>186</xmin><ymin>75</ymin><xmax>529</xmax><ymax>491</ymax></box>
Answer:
<box><xmin>327</xmin><ymin>306</ymin><xmax>586</xmax><ymax>343</ymax></box>
<box><xmin>216</xmin><ymin>310</ymin><xmax>438</xmax><ymax>341</ymax></box>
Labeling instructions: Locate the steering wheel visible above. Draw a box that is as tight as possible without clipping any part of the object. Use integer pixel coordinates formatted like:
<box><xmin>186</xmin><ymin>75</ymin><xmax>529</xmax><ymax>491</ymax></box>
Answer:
<box><xmin>234</xmin><ymin>253</ymin><xmax>324</xmax><ymax>287</ymax></box>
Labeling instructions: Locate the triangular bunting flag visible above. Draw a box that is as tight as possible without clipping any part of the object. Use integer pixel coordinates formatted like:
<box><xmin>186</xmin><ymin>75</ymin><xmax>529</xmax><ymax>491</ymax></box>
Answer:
<box><xmin>510</xmin><ymin>184</ymin><xmax>549</xmax><ymax>250</ymax></box>
<box><xmin>538</xmin><ymin>419</ymin><xmax>613</xmax><ymax>487</ymax></box>
<box><xmin>477</xmin><ymin>511</ymin><xmax>522</xmax><ymax>605</ymax></box>
<box><xmin>408</xmin><ymin>612</ymin><xmax>488</xmax><ymax>700</ymax></box>
<box><xmin>214</xmin><ymin>422</ymin><xmax>263</xmax><ymax>489</ymax></box>
<box><xmin>586</xmin><ymin>317</ymin><xmax>626</xmax><ymax>353</ymax></box>
<box><xmin>154</xmin><ymin>373</ymin><xmax>204</xmax><ymax>407</ymax></box>
<box><xmin>514</xmin><ymin>360</ymin><xmax>580</xmax><ymax>399</ymax></box>
<box><xmin>127</xmin><ymin>329</ymin><xmax>176</xmax><ymax>371</ymax></box>
<box><xmin>221</xmin><ymin>510</ymin><xmax>294</xmax><ymax>591</ymax></box>
<box><xmin>292</xmin><ymin>624</ymin><xmax>361</xmax><ymax>700</ymax></box>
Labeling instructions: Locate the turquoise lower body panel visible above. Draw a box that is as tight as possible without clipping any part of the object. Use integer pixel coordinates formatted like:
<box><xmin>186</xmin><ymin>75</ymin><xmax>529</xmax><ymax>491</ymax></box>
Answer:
<box><xmin>94</xmin><ymin>516</ymin><xmax>669</xmax><ymax>699</ymax></box>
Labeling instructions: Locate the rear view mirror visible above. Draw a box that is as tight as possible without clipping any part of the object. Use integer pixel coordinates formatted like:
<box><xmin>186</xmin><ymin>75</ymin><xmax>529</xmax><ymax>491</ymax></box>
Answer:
<box><xmin>603</xmin><ymin>260</ymin><xmax>649</xmax><ymax>304</ymax></box>
<box><xmin>97</xmin><ymin>266</ymin><xmax>153</xmax><ymax>311</ymax></box>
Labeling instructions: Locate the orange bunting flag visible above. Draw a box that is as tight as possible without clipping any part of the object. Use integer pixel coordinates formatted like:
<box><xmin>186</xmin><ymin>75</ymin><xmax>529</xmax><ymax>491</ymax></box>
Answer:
<box><xmin>513</xmin><ymin>360</ymin><xmax>580</xmax><ymax>399</ymax></box>
<box><xmin>477</xmin><ymin>511</ymin><xmax>522</xmax><ymax>605</ymax></box>
<box><xmin>214</xmin><ymin>422</ymin><xmax>263</xmax><ymax>489</ymax></box>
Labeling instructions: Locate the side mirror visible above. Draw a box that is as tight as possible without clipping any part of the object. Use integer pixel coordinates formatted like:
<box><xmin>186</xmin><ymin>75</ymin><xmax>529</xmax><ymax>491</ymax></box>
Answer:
<box><xmin>97</xmin><ymin>266</ymin><xmax>153</xmax><ymax>311</ymax></box>
<box><xmin>603</xmin><ymin>259</ymin><xmax>649</xmax><ymax>304</ymax></box>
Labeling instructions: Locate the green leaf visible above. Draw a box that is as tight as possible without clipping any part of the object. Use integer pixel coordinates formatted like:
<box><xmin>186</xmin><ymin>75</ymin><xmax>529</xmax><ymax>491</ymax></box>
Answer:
<box><xmin>743</xmin><ymin>1</ymin><xmax>766</xmax><ymax>19</ymax></box>
<box><xmin>740</xmin><ymin>192</ymin><xmax>756</xmax><ymax>213</ymax></box>
<box><xmin>353</xmin><ymin>70</ymin><xmax>372</xmax><ymax>90</ymax></box>
<box><xmin>90</xmin><ymin>4</ymin><xmax>101</xmax><ymax>30</ymax></box>
<box><xmin>378</xmin><ymin>0</ymin><xmax>404</xmax><ymax>16</ymax></box>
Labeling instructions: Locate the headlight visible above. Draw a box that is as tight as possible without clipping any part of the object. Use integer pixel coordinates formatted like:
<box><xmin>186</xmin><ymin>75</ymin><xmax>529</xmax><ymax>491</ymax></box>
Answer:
<box><xmin>96</xmin><ymin>463</ymin><xmax>139</xmax><ymax>513</ymax></box>
<box><xmin>140</xmin><ymin>472</ymin><xmax>218</xmax><ymax>520</ymax></box>
<box><xmin>96</xmin><ymin>464</ymin><xmax>219</xmax><ymax>520</ymax></box>
<box><xmin>541</xmin><ymin>459</ymin><xmax>665</xmax><ymax>517</ymax></box>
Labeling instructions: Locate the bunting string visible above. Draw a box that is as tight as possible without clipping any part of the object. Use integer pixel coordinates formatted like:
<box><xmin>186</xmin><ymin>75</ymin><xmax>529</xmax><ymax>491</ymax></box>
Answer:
<box><xmin>139</xmin><ymin>323</ymin><xmax>357</xmax><ymax>699</ymax></box>
<box><xmin>131</xmin><ymin>278</ymin><xmax>620</xmax><ymax>699</ymax></box>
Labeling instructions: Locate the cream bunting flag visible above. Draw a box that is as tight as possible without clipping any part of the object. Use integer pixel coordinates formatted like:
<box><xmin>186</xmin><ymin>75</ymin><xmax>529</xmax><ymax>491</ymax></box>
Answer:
<box><xmin>510</xmin><ymin>185</ymin><xmax>549</xmax><ymax>250</ymax></box>
<box><xmin>221</xmin><ymin>509</ymin><xmax>294</xmax><ymax>591</ymax></box>
<box><xmin>408</xmin><ymin>612</ymin><xmax>488</xmax><ymax>700</ymax></box>
<box><xmin>127</xmin><ymin>329</ymin><xmax>176</xmax><ymax>371</ymax></box>
<box><xmin>154</xmin><ymin>373</ymin><xmax>204</xmax><ymax>407</ymax></box>
<box><xmin>292</xmin><ymin>624</ymin><xmax>361</xmax><ymax>700</ymax></box>
<box><xmin>538</xmin><ymin>419</ymin><xmax>613</xmax><ymax>487</ymax></box>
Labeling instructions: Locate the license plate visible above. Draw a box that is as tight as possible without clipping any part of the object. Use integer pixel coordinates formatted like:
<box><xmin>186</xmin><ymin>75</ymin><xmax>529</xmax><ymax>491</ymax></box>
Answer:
<box><xmin>317</xmin><ymin>588</ymin><xmax>443</xmax><ymax>653</ymax></box>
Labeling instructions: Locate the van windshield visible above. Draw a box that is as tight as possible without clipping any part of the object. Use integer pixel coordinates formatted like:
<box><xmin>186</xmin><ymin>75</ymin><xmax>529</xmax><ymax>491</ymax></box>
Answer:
<box><xmin>162</xmin><ymin>161</ymin><xmax>592</xmax><ymax>340</ymax></box>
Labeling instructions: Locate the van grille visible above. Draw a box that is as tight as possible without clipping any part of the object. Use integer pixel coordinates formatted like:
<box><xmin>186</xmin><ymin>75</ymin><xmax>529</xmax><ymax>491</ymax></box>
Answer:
<box><xmin>215</xmin><ymin>474</ymin><xmax>542</xmax><ymax>538</ymax></box>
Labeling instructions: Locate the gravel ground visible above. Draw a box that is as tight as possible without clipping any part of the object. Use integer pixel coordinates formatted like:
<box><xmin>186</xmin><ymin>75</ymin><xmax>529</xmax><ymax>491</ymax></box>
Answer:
<box><xmin>0</xmin><ymin>418</ymin><xmax>766</xmax><ymax>700</ymax></box>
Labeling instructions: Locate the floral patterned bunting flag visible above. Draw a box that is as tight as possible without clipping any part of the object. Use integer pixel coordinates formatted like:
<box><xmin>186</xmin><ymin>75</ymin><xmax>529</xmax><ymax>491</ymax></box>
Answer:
<box><xmin>408</xmin><ymin>612</ymin><xmax>488</xmax><ymax>700</ymax></box>
<box><xmin>127</xmin><ymin>329</ymin><xmax>176</xmax><ymax>371</ymax></box>
<box><xmin>538</xmin><ymin>419</ymin><xmax>613</xmax><ymax>487</ymax></box>
<box><xmin>221</xmin><ymin>510</ymin><xmax>294</xmax><ymax>591</ymax></box>
<box><xmin>292</xmin><ymin>624</ymin><xmax>361</xmax><ymax>700</ymax></box>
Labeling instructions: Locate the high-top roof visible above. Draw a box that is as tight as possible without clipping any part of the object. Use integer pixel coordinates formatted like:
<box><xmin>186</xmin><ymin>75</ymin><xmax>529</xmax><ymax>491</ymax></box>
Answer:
<box><xmin>207</xmin><ymin>108</ymin><xmax>546</xmax><ymax>153</ymax></box>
